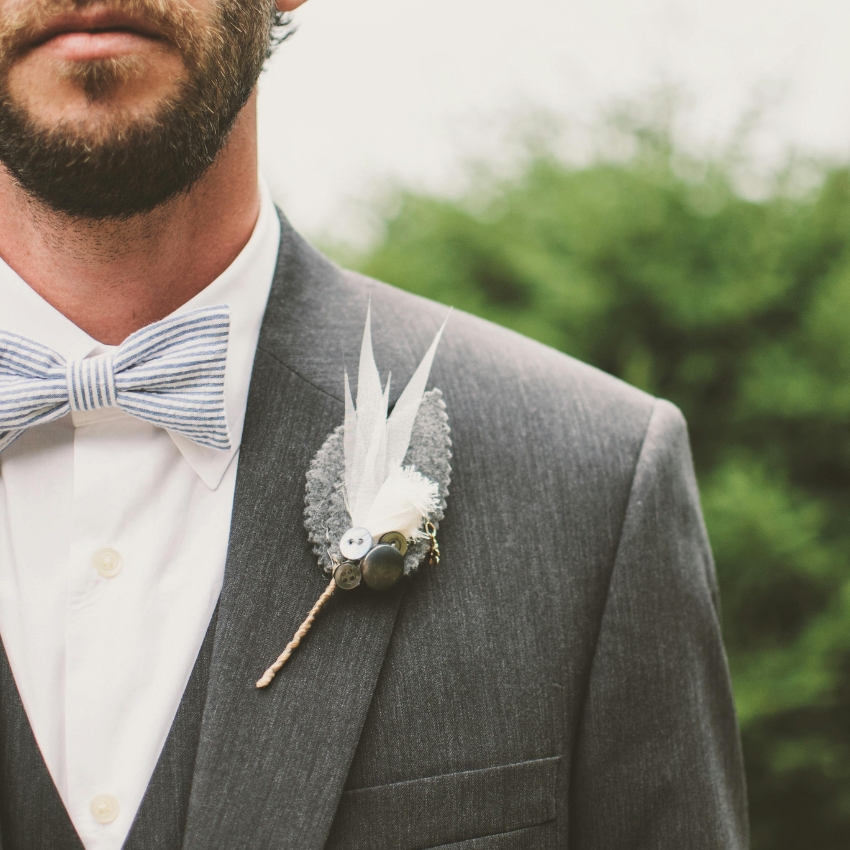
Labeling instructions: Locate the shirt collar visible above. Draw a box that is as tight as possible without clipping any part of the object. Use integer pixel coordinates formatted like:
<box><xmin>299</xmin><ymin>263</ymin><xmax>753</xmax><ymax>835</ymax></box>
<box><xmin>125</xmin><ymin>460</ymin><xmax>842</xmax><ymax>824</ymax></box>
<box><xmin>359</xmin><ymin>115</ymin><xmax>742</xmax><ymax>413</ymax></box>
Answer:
<box><xmin>0</xmin><ymin>179</ymin><xmax>281</xmax><ymax>491</ymax></box>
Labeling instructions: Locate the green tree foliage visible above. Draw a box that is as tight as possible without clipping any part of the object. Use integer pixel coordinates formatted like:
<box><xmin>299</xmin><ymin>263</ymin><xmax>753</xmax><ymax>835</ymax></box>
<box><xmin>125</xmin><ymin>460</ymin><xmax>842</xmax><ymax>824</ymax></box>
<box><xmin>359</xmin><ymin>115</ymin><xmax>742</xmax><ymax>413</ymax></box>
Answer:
<box><xmin>341</xmin><ymin>122</ymin><xmax>850</xmax><ymax>847</ymax></box>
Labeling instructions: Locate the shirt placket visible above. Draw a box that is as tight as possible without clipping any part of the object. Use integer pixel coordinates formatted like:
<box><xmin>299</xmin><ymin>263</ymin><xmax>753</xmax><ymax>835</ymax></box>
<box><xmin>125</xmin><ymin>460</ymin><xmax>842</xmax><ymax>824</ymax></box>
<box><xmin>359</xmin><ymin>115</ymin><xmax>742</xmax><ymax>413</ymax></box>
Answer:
<box><xmin>66</xmin><ymin>412</ymin><xmax>132</xmax><ymax>850</ymax></box>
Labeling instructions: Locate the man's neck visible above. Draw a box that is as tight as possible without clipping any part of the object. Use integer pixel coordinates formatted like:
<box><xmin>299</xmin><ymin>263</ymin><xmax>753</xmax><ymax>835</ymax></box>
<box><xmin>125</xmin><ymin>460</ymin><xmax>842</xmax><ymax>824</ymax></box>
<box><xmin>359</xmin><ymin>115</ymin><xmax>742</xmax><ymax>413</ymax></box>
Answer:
<box><xmin>0</xmin><ymin>95</ymin><xmax>262</xmax><ymax>346</ymax></box>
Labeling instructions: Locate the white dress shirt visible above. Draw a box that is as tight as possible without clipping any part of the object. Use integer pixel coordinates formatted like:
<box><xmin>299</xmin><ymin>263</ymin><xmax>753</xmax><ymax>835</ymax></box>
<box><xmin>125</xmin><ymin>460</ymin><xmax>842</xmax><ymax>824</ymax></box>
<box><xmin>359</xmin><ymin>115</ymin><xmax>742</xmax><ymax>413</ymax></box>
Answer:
<box><xmin>0</xmin><ymin>183</ymin><xmax>281</xmax><ymax>850</ymax></box>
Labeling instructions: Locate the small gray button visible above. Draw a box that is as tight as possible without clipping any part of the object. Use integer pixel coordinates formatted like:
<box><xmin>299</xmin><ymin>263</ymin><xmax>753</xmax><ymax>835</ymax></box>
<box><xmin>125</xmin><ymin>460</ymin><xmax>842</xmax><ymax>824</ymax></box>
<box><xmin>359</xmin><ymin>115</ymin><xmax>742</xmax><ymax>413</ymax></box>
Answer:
<box><xmin>339</xmin><ymin>527</ymin><xmax>372</xmax><ymax>560</ymax></box>
<box><xmin>334</xmin><ymin>561</ymin><xmax>362</xmax><ymax>590</ymax></box>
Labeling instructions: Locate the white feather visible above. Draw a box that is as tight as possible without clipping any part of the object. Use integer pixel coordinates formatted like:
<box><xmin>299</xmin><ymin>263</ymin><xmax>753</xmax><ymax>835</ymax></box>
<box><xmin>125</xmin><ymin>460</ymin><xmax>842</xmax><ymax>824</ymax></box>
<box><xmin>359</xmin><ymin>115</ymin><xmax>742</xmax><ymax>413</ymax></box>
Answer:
<box><xmin>383</xmin><ymin>318</ymin><xmax>447</xmax><ymax>478</ymax></box>
<box><xmin>344</xmin><ymin>309</ymin><xmax>447</xmax><ymax>540</ymax></box>
<box><xmin>365</xmin><ymin>467</ymin><xmax>440</xmax><ymax>541</ymax></box>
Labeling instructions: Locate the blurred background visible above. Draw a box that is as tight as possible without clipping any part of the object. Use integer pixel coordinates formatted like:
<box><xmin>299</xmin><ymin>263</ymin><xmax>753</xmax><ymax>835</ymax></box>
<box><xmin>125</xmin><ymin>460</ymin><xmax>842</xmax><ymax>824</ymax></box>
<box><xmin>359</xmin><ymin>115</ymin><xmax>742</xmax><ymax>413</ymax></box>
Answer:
<box><xmin>259</xmin><ymin>2</ymin><xmax>850</xmax><ymax>846</ymax></box>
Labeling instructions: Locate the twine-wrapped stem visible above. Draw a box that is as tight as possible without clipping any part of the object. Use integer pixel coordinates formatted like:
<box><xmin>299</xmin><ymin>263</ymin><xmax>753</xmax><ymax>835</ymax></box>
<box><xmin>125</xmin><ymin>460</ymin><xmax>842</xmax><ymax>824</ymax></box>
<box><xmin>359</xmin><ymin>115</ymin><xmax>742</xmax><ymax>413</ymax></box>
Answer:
<box><xmin>256</xmin><ymin>578</ymin><xmax>337</xmax><ymax>688</ymax></box>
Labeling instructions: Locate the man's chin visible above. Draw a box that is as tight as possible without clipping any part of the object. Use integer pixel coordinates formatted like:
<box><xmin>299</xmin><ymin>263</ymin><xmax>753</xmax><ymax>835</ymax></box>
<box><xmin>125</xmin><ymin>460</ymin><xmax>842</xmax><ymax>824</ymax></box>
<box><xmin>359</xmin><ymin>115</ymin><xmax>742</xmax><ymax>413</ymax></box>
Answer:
<box><xmin>16</xmin><ymin>110</ymin><xmax>163</xmax><ymax>158</ymax></box>
<box><xmin>0</xmin><ymin>86</ymin><xmax>201</xmax><ymax>219</ymax></box>
<box><xmin>5</xmin><ymin>96</ymin><xmax>179</xmax><ymax>157</ymax></box>
<box><xmin>5</xmin><ymin>47</ymin><xmax>186</xmax><ymax>125</ymax></box>
<box><xmin>58</xmin><ymin>55</ymin><xmax>149</xmax><ymax>103</ymax></box>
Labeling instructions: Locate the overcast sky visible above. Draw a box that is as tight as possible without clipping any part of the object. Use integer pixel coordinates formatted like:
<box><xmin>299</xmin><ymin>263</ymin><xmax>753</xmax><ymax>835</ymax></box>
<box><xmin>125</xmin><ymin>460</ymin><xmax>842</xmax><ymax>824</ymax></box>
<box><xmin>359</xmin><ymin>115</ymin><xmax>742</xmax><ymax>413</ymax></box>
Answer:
<box><xmin>257</xmin><ymin>0</ymin><xmax>850</xmax><ymax>242</ymax></box>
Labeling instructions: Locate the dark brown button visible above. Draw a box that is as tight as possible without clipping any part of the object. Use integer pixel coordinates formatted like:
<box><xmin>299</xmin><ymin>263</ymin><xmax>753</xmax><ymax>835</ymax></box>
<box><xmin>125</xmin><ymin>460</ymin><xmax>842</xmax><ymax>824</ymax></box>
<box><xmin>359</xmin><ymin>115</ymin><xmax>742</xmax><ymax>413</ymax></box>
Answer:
<box><xmin>379</xmin><ymin>531</ymin><xmax>408</xmax><ymax>556</ymax></box>
<box><xmin>334</xmin><ymin>561</ymin><xmax>362</xmax><ymax>590</ymax></box>
<box><xmin>361</xmin><ymin>544</ymin><xmax>404</xmax><ymax>591</ymax></box>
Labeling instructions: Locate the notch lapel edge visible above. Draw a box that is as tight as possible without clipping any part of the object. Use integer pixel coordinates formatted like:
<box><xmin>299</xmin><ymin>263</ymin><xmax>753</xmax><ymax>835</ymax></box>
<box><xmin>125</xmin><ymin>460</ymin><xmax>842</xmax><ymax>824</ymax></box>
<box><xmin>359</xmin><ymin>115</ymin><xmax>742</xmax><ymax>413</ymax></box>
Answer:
<box><xmin>183</xmin><ymin>234</ymin><xmax>407</xmax><ymax>848</ymax></box>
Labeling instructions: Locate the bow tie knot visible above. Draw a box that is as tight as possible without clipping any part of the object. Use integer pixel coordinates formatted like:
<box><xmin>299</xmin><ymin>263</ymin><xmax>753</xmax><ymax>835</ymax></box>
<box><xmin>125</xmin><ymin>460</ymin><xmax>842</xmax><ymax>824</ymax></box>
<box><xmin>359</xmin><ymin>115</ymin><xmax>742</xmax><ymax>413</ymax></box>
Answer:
<box><xmin>0</xmin><ymin>305</ymin><xmax>232</xmax><ymax>453</ymax></box>
<box><xmin>68</xmin><ymin>353</ymin><xmax>118</xmax><ymax>413</ymax></box>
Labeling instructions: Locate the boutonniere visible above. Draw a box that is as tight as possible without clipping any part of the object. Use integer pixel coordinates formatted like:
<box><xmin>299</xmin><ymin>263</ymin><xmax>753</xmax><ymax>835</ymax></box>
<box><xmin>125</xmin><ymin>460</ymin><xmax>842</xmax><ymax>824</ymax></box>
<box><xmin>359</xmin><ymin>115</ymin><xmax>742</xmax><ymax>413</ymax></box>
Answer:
<box><xmin>257</xmin><ymin>308</ymin><xmax>451</xmax><ymax>688</ymax></box>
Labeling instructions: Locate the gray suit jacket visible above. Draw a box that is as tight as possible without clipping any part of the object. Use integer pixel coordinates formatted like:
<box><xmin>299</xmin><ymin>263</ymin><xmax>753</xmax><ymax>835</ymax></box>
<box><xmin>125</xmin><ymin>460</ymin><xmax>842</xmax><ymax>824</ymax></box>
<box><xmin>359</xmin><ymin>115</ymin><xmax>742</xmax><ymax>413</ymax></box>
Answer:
<box><xmin>171</xmin><ymin>213</ymin><xmax>747</xmax><ymax>849</ymax></box>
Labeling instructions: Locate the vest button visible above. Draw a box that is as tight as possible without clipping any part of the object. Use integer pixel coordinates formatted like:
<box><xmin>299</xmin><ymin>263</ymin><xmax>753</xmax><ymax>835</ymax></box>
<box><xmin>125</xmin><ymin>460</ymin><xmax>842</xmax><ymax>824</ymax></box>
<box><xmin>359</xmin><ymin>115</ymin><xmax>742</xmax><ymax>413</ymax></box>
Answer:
<box><xmin>93</xmin><ymin>548</ymin><xmax>123</xmax><ymax>578</ymax></box>
<box><xmin>90</xmin><ymin>793</ymin><xmax>120</xmax><ymax>824</ymax></box>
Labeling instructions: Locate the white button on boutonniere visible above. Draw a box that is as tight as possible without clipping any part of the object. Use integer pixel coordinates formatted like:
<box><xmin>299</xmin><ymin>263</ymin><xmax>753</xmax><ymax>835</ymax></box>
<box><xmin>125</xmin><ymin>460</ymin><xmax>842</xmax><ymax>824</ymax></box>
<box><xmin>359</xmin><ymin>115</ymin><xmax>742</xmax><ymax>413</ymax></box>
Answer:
<box><xmin>257</xmin><ymin>307</ymin><xmax>451</xmax><ymax>688</ymax></box>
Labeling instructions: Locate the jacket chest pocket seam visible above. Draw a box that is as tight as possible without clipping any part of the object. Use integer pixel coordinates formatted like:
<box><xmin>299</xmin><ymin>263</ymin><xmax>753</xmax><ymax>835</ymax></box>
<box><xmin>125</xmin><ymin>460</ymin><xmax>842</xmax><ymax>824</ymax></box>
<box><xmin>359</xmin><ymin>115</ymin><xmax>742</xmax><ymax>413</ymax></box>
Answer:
<box><xmin>418</xmin><ymin>819</ymin><xmax>558</xmax><ymax>850</ymax></box>
<box><xmin>326</xmin><ymin>755</ymin><xmax>561</xmax><ymax>850</ymax></box>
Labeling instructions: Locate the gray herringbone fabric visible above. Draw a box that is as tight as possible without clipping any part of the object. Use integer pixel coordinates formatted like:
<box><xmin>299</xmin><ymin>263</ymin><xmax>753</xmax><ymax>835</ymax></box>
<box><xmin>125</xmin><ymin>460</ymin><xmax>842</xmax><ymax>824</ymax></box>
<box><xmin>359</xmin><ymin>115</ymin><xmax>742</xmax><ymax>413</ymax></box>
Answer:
<box><xmin>0</xmin><ymin>212</ymin><xmax>748</xmax><ymax>849</ymax></box>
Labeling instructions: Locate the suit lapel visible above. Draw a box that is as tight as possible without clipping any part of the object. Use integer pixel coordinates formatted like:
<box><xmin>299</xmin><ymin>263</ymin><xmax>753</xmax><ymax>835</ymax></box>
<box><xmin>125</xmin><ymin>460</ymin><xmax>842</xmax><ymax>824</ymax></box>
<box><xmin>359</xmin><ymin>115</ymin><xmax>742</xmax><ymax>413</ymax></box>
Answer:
<box><xmin>182</xmin><ymin>221</ymin><xmax>406</xmax><ymax>850</ymax></box>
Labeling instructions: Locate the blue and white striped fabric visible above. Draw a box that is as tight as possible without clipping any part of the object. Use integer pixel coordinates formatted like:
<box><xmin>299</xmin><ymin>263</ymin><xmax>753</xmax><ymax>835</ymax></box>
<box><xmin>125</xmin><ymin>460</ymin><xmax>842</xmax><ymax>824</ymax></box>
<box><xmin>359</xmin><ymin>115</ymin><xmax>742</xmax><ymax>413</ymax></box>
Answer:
<box><xmin>0</xmin><ymin>304</ymin><xmax>232</xmax><ymax>453</ymax></box>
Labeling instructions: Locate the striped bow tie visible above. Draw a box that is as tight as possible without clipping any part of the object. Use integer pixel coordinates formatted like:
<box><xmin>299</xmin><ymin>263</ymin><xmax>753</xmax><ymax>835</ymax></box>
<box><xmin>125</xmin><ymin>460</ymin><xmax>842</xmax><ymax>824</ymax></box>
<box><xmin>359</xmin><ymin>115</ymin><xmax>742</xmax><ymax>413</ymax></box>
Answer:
<box><xmin>0</xmin><ymin>305</ymin><xmax>232</xmax><ymax>454</ymax></box>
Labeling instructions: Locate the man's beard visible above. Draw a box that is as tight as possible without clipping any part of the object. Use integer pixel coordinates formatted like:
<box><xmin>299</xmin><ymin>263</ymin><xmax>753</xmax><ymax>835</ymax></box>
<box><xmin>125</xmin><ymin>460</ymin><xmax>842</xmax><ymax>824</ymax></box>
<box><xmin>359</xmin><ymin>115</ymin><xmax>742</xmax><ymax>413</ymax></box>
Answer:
<box><xmin>0</xmin><ymin>0</ymin><xmax>275</xmax><ymax>220</ymax></box>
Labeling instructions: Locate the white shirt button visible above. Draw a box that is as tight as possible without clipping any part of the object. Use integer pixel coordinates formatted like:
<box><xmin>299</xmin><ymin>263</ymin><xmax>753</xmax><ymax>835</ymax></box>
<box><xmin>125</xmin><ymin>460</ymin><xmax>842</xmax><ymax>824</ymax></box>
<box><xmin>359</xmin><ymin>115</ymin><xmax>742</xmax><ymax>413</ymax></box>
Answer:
<box><xmin>93</xmin><ymin>548</ymin><xmax>123</xmax><ymax>578</ymax></box>
<box><xmin>90</xmin><ymin>793</ymin><xmax>120</xmax><ymax>824</ymax></box>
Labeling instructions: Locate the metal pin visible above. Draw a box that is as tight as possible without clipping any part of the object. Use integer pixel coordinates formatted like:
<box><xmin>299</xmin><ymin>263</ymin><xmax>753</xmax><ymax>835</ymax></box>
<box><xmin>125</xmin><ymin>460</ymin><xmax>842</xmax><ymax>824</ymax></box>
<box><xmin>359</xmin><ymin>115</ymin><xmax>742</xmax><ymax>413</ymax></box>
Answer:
<box><xmin>425</xmin><ymin>521</ymin><xmax>441</xmax><ymax>566</ymax></box>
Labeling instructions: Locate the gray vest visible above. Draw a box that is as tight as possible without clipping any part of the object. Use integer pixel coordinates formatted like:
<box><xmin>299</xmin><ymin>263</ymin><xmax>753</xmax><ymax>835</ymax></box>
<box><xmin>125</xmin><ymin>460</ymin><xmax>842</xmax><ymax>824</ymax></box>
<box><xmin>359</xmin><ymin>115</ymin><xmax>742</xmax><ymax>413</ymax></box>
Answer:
<box><xmin>0</xmin><ymin>611</ymin><xmax>217</xmax><ymax>849</ymax></box>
